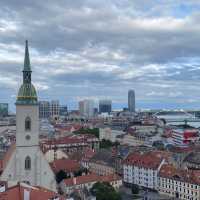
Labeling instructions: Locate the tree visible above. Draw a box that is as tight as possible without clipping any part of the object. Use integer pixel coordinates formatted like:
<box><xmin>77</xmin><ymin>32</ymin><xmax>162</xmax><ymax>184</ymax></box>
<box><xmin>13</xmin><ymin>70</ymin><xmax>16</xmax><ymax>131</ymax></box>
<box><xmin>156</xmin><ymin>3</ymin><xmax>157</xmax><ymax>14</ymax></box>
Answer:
<box><xmin>56</xmin><ymin>170</ymin><xmax>67</xmax><ymax>183</ymax></box>
<box><xmin>90</xmin><ymin>182</ymin><xmax>121</xmax><ymax>200</ymax></box>
<box><xmin>100</xmin><ymin>139</ymin><xmax>113</xmax><ymax>149</ymax></box>
<box><xmin>74</xmin><ymin>128</ymin><xmax>99</xmax><ymax>138</ymax></box>
<box><xmin>100</xmin><ymin>139</ymin><xmax>120</xmax><ymax>149</ymax></box>
<box><xmin>131</xmin><ymin>184</ymin><xmax>139</xmax><ymax>194</ymax></box>
<box><xmin>152</xmin><ymin>141</ymin><xmax>165</xmax><ymax>150</ymax></box>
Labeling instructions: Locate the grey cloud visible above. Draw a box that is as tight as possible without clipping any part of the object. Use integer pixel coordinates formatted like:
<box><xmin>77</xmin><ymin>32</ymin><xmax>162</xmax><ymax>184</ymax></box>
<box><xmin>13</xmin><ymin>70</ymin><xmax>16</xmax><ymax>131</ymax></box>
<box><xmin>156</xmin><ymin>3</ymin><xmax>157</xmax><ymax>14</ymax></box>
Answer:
<box><xmin>1</xmin><ymin>0</ymin><xmax>200</xmax><ymax>109</ymax></box>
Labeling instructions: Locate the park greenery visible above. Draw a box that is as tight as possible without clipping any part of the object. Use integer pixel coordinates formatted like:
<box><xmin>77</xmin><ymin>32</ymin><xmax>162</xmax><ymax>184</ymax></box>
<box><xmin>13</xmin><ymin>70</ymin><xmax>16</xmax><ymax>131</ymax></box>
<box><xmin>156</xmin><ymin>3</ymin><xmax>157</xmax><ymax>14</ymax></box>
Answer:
<box><xmin>74</xmin><ymin>128</ymin><xmax>99</xmax><ymax>138</ymax></box>
<box><xmin>90</xmin><ymin>182</ymin><xmax>121</xmax><ymax>200</ymax></box>
<box><xmin>131</xmin><ymin>184</ymin><xmax>139</xmax><ymax>194</ymax></box>
<box><xmin>100</xmin><ymin>139</ymin><xmax>120</xmax><ymax>149</ymax></box>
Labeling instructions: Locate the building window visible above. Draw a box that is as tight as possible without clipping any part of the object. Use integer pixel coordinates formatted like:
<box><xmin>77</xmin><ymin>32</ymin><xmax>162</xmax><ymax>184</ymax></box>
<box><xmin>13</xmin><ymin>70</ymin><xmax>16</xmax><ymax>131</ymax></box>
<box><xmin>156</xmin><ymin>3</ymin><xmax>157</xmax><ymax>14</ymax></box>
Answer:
<box><xmin>25</xmin><ymin>156</ymin><xmax>31</xmax><ymax>170</ymax></box>
<box><xmin>25</xmin><ymin>117</ymin><xmax>31</xmax><ymax>131</ymax></box>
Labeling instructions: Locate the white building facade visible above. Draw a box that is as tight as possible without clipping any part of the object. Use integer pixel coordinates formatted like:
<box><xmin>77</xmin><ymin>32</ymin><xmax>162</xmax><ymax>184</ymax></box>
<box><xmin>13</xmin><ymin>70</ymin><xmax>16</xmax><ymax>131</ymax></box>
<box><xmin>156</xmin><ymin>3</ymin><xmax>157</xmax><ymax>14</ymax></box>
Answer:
<box><xmin>123</xmin><ymin>152</ymin><xmax>165</xmax><ymax>190</ymax></box>
<box><xmin>158</xmin><ymin>164</ymin><xmax>200</xmax><ymax>200</ymax></box>
<box><xmin>79</xmin><ymin>99</ymin><xmax>94</xmax><ymax>118</ymax></box>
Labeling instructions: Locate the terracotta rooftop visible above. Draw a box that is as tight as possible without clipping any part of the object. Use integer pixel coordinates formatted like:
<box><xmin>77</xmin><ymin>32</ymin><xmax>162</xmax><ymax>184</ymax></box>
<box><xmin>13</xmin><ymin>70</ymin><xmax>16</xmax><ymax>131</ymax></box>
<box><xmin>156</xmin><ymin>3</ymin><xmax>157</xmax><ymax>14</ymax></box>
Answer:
<box><xmin>69</xmin><ymin>148</ymin><xmax>95</xmax><ymax>162</ymax></box>
<box><xmin>124</xmin><ymin>151</ymin><xmax>165</xmax><ymax>170</ymax></box>
<box><xmin>64</xmin><ymin>173</ymin><xmax>121</xmax><ymax>187</ymax></box>
<box><xmin>50</xmin><ymin>158</ymin><xmax>81</xmax><ymax>173</ymax></box>
<box><xmin>159</xmin><ymin>164</ymin><xmax>200</xmax><ymax>185</ymax></box>
<box><xmin>43</xmin><ymin>136</ymin><xmax>86</xmax><ymax>146</ymax></box>
<box><xmin>0</xmin><ymin>182</ymin><xmax>65</xmax><ymax>200</ymax></box>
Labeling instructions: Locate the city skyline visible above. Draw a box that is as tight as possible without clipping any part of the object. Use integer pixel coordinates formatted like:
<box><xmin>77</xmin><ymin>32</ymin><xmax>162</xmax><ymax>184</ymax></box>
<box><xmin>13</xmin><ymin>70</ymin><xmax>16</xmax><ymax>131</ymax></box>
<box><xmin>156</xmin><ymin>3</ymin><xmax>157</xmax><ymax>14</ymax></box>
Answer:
<box><xmin>1</xmin><ymin>1</ymin><xmax>200</xmax><ymax>110</ymax></box>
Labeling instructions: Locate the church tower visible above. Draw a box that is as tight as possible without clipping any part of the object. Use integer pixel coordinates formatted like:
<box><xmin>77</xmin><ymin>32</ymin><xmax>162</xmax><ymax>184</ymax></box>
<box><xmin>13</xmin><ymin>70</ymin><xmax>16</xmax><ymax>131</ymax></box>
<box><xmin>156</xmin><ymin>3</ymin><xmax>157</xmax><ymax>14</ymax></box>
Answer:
<box><xmin>0</xmin><ymin>41</ymin><xmax>57</xmax><ymax>192</ymax></box>
<box><xmin>16</xmin><ymin>40</ymin><xmax>39</xmax><ymax>147</ymax></box>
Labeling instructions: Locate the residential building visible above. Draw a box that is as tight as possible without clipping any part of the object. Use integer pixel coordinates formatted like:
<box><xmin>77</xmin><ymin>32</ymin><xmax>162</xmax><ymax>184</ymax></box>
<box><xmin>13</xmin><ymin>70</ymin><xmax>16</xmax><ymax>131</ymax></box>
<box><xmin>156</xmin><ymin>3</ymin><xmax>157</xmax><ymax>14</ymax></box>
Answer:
<box><xmin>99</xmin><ymin>100</ymin><xmax>112</xmax><ymax>114</ymax></box>
<box><xmin>183</xmin><ymin>152</ymin><xmax>200</xmax><ymax>170</ymax></box>
<box><xmin>99</xmin><ymin>125</ymin><xmax>125</xmax><ymax>142</ymax></box>
<box><xmin>121</xmin><ymin>133</ymin><xmax>145</xmax><ymax>146</ymax></box>
<box><xmin>158</xmin><ymin>164</ymin><xmax>200</xmax><ymax>200</ymax></box>
<box><xmin>128</xmin><ymin>90</ymin><xmax>135</xmax><ymax>112</ymax></box>
<box><xmin>41</xmin><ymin>134</ymin><xmax>99</xmax><ymax>154</ymax></box>
<box><xmin>123</xmin><ymin>151</ymin><xmax>165</xmax><ymax>190</ymax></box>
<box><xmin>50</xmin><ymin>158</ymin><xmax>81</xmax><ymax>177</ymax></box>
<box><xmin>44</xmin><ymin>149</ymin><xmax>68</xmax><ymax>163</ymax></box>
<box><xmin>60</xmin><ymin>174</ymin><xmax>122</xmax><ymax>195</ymax></box>
<box><xmin>88</xmin><ymin>149</ymin><xmax>116</xmax><ymax>175</ymax></box>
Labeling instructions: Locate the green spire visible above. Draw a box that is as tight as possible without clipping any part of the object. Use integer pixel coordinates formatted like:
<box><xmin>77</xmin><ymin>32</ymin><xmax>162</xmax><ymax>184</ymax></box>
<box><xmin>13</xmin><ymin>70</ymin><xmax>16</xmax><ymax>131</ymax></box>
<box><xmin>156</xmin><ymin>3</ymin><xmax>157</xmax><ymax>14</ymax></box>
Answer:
<box><xmin>24</xmin><ymin>40</ymin><xmax>31</xmax><ymax>71</ymax></box>
<box><xmin>16</xmin><ymin>40</ymin><xmax>38</xmax><ymax>105</ymax></box>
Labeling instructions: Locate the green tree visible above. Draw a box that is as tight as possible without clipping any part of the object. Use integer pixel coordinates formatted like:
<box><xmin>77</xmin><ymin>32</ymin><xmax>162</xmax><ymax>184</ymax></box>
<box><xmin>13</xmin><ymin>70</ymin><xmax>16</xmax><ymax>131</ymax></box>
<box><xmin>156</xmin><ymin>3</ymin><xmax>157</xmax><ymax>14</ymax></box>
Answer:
<box><xmin>74</xmin><ymin>128</ymin><xmax>99</xmax><ymax>138</ymax></box>
<box><xmin>56</xmin><ymin>170</ymin><xmax>67</xmax><ymax>183</ymax></box>
<box><xmin>100</xmin><ymin>139</ymin><xmax>120</xmax><ymax>149</ymax></box>
<box><xmin>131</xmin><ymin>184</ymin><xmax>139</xmax><ymax>194</ymax></box>
<box><xmin>90</xmin><ymin>182</ymin><xmax>121</xmax><ymax>200</ymax></box>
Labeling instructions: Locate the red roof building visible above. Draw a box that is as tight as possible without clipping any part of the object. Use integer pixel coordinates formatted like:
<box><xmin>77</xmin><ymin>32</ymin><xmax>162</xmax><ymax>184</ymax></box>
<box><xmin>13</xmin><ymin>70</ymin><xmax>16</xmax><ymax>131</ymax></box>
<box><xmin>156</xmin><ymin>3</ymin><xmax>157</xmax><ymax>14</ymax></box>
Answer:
<box><xmin>61</xmin><ymin>173</ymin><xmax>122</xmax><ymax>195</ymax></box>
<box><xmin>0</xmin><ymin>182</ymin><xmax>65</xmax><ymax>200</ymax></box>
<box><xmin>158</xmin><ymin>164</ymin><xmax>200</xmax><ymax>199</ymax></box>
<box><xmin>50</xmin><ymin>158</ymin><xmax>81</xmax><ymax>174</ymax></box>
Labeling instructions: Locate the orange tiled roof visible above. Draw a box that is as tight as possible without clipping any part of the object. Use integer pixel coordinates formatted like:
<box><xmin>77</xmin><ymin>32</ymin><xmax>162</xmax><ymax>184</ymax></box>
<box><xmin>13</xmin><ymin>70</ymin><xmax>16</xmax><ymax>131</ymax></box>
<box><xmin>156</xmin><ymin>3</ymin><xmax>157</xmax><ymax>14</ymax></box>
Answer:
<box><xmin>0</xmin><ymin>183</ymin><xmax>65</xmax><ymax>200</ymax></box>
<box><xmin>64</xmin><ymin>173</ymin><xmax>121</xmax><ymax>187</ymax></box>
<box><xmin>50</xmin><ymin>158</ymin><xmax>81</xmax><ymax>173</ymax></box>
<box><xmin>124</xmin><ymin>151</ymin><xmax>164</xmax><ymax>170</ymax></box>
<box><xmin>159</xmin><ymin>164</ymin><xmax>200</xmax><ymax>185</ymax></box>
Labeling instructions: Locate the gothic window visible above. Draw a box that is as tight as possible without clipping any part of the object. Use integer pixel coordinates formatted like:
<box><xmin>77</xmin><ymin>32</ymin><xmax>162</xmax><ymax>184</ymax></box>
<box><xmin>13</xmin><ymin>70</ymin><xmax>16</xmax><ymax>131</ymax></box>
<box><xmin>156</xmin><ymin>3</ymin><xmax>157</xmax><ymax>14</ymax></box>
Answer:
<box><xmin>25</xmin><ymin>156</ymin><xmax>31</xmax><ymax>170</ymax></box>
<box><xmin>25</xmin><ymin>117</ymin><xmax>31</xmax><ymax>131</ymax></box>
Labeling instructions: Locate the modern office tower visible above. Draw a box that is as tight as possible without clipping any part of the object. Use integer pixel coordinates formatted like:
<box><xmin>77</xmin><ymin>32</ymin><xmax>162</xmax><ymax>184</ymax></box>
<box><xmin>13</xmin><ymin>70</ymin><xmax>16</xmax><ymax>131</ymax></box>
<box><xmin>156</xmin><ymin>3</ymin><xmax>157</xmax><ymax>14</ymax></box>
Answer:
<box><xmin>94</xmin><ymin>108</ymin><xmax>98</xmax><ymax>116</ymax></box>
<box><xmin>99</xmin><ymin>100</ymin><xmax>112</xmax><ymax>114</ymax></box>
<box><xmin>79</xmin><ymin>99</ymin><xmax>94</xmax><ymax>117</ymax></box>
<box><xmin>50</xmin><ymin>100</ymin><xmax>60</xmax><ymax>120</ymax></box>
<box><xmin>79</xmin><ymin>100</ymin><xmax>85</xmax><ymax>115</ymax></box>
<box><xmin>39</xmin><ymin>101</ymin><xmax>50</xmax><ymax>119</ymax></box>
<box><xmin>128</xmin><ymin>90</ymin><xmax>135</xmax><ymax>112</ymax></box>
<box><xmin>60</xmin><ymin>105</ymin><xmax>68</xmax><ymax>116</ymax></box>
<box><xmin>0</xmin><ymin>103</ymin><xmax>8</xmax><ymax>117</ymax></box>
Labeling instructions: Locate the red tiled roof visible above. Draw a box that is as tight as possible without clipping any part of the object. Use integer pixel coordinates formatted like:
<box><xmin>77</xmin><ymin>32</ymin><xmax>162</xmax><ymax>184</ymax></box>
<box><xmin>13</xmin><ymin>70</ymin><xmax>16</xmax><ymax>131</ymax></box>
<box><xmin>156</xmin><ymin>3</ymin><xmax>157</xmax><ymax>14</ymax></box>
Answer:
<box><xmin>159</xmin><ymin>164</ymin><xmax>200</xmax><ymax>185</ymax></box>
<box><xmin>64</xmin><ymin>174</ymin><xmax>99</xmax><ymax>186</ymax></box>
<box><xmin>82</xmin><ymin>148</ymin><xmax>95</xmax><ymax>159</ymax></box>
<box><xmin>64</xmin><ymin>173</ymin><xmax>121</xmax><ymax>187</ymax></box>
<box><xmin>43</xmin><ymin>136</ymin><xmax>86</xmax><ymax>146</ymax></box>
<box><xmin>0</xmin><ymin>183</ymin><xmax>65</xmax><ymax>200</ymax></box>
<box><xmin>124</xmin><ymin>151</ymin><xmax>164</xmax><ymax>170</ymax></box>
<box><xmin>42</xmin><ymin>134</ymin><xmax>98</xmax><ymax>147</ymax></box>
<box><xmin>50</xmin><ymin>158</ymin><xmax>81</xmax><ymax>173</ymax></box>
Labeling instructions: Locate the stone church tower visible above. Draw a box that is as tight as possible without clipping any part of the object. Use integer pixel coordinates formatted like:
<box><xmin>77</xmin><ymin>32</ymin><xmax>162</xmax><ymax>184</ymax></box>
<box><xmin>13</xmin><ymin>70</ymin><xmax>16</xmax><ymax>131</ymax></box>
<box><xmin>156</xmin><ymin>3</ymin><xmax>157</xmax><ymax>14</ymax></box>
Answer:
<box><xmin>0</xmin><ymin>41</ymin><xmax>57</xmax><ymax>192</ymax></box>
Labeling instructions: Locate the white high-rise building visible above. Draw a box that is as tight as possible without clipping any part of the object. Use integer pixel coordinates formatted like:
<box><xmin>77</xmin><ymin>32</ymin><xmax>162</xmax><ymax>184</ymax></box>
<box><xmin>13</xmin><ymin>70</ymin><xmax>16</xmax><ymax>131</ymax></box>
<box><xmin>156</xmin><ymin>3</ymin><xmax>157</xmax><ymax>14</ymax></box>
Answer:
<box><xmin>50</xmin><ymin>100</ymin><xmax>60</xmax><ymax>120</ymax></box>
<box><xmin>0</xmin><ymin>41</ymin><xmax>57</xmax><ymax>191</ymax></box>
<box><xmin>79</xmin><ymin>99</ymin><xmax>94</xmax><ymax>117</ymax></box>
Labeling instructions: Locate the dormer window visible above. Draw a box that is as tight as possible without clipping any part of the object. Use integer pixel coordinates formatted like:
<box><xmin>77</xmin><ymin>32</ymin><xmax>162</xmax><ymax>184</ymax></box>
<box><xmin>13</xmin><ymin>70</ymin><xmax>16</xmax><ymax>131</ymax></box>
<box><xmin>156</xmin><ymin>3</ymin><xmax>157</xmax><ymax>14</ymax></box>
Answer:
<box><xmin>25</xmin><ymin>117</ymin><xmax>31</xmax><ymax>131</ymax></box>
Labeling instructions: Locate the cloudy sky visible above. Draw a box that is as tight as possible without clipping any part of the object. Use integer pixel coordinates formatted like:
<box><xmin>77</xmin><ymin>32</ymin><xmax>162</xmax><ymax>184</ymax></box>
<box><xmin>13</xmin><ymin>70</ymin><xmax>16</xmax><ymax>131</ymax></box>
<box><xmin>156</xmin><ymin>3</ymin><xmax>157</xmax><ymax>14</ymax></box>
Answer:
<box><xmin>1</xmin><ymin>0</ymin><xmax>200</xmax><ymax>111</ymax></box>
